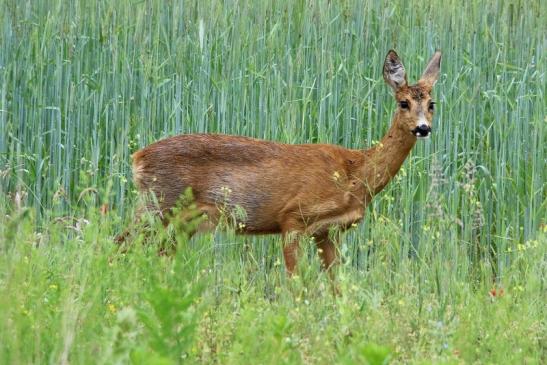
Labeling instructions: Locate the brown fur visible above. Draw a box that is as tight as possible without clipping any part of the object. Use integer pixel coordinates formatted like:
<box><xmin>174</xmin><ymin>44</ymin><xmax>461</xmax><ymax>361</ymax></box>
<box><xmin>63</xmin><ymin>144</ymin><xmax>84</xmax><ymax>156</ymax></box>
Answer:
<box><xmin>131</xmin><ymin>50</ymin><xmax>441</xmax><ymax>274</ymax></box>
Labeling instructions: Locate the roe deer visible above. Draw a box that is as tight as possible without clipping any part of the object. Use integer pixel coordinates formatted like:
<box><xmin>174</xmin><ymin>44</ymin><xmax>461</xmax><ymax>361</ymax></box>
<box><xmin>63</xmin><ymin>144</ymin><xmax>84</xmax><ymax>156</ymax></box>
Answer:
<box><xmin>131</xmin><ymin>50</ymin><xmax>441</xmax><ymax>274</ymax></box>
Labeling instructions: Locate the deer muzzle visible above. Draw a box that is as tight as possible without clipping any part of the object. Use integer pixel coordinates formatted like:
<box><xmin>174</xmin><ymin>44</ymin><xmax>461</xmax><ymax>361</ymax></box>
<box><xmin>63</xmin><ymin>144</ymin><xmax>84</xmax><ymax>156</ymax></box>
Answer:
<box><xmin>412</xmin><ymin>124</ymin><xmax>431</xmax><ymax>139</ymax></box>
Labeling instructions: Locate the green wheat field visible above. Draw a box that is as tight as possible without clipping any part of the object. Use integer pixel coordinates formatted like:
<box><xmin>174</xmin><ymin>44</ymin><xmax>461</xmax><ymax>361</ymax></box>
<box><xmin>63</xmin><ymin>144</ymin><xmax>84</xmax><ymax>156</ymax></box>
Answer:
<box><xmin>0</xmin><ymin>0</ymin><xmax>545</xmax><ymax>364</ymax></box>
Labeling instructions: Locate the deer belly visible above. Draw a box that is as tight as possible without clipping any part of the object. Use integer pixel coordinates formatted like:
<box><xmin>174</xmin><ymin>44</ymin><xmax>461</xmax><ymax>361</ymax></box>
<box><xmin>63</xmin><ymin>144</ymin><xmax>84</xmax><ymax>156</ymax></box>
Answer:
<box><xmin>201</xmin><ymin>184</ymin><xmax>283</xmax><ymax>233</ymax></box>
<box><xmin>307</xmin><ymin>208</ymin><xmax>364</xmax><ymax>234</ymax></box>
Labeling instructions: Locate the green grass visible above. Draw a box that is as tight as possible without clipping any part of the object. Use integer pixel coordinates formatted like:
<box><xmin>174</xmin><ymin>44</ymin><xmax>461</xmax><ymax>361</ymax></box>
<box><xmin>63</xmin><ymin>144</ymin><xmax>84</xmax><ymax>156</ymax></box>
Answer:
<box><xmin>0</xmin><ymin>0</ymin><xmax>545</xmax><ymax>363</ymax></box>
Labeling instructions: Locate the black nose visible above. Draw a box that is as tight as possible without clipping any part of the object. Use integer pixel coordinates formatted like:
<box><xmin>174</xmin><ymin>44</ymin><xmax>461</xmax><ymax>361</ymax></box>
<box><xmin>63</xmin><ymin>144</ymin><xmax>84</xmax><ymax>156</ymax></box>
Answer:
<box><xmin>413</xmin><ymin>124</ymin><xmax>431</xmax><ymax>137</ymax></box>
<box><xmin>418</xmin><ymin>124</ymin><xmax>431</xmax><ymax>133</ymax></box>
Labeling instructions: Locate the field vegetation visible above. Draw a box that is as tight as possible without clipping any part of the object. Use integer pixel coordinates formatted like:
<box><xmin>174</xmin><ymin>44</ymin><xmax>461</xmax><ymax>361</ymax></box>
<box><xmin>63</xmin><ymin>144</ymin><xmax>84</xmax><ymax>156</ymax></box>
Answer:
<box><xmin>0</xmin><ymin>0</ymin><xmax>545</xmax><ymax>363</ymax></box>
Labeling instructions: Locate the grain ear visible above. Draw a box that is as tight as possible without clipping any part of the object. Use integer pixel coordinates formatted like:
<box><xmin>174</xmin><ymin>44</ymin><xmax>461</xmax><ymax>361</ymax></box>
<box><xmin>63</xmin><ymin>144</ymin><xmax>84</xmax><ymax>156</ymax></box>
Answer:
<box><xmin>420</xmin><ymin>51</ymin><xmax>441</xmax><ymax>87</ymax></box>
<box><xmin>383</xmin><ymin>50</ymin><xmax>407</xmax><ymax>91</ymax></box>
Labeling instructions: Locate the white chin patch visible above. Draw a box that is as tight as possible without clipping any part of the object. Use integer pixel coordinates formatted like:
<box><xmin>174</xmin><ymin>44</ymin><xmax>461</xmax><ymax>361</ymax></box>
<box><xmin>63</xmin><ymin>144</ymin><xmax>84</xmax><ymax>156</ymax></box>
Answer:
<box><xmin>416</xmin><ymin>133</ymin><xmax>430</xmax><ymax>140</ymax></box>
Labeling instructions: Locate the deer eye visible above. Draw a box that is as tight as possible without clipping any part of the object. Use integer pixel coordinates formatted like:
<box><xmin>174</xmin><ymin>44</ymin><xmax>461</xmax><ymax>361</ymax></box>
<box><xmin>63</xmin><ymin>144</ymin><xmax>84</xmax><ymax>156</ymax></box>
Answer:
<box><xmin>399</xmin><ymin>100</ymin><xmax>409</xmax><ymax>110</ymax></box>
<box><xmin>429</xmin><ymin>101</ymin><xmax>435</xmax><ymax>111</ymax></box>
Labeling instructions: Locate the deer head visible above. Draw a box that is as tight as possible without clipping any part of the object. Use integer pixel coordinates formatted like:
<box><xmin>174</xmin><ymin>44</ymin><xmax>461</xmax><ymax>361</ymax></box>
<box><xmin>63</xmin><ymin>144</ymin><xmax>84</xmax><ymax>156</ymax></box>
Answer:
<box><xmin>383</xmin><ymin>50</ymin><xmax>441</xmax><ymax>139</ymax></box>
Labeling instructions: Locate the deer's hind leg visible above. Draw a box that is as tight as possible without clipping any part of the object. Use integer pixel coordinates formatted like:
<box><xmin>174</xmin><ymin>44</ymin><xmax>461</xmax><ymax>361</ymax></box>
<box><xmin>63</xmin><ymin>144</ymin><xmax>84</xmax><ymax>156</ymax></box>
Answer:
<box><xmin>157</xmin><ymin>204</ymin><xmax>219</xmax><ymax>255</ymax></box>
<box><xmin>114</xmin><ymin>202</ymin><xmax>157</xmax><ymax>247</ymax></box>
<box><xmin>193</xmin><ymin>204</ymin><xmax>220</xmax><ymax>234</ymax></box>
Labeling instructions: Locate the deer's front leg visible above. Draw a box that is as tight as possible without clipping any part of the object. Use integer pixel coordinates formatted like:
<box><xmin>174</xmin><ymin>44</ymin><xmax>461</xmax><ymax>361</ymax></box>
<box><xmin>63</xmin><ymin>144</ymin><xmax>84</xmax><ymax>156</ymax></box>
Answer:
<box><xmin>282</xmin><ymin>232</ymin><xmax>301</xmax><ymax>275</ymax></box>
<box><xmin>314</xmin><ymin>233</ymin><xmax>338</xmax><ymax>271</ymax></box>
<box><xmin>315</xmin><ymin>232</ymin><xmax>341</xmax><ymax>295</ymax></box>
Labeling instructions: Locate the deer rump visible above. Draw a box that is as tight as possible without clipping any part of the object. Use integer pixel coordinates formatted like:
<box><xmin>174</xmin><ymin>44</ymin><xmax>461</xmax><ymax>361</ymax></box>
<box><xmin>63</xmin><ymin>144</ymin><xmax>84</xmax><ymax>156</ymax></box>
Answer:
<box><xmin>132</xmin><ymin>133</ymin><xmax>366</xmax><ymax>235</ymax></box>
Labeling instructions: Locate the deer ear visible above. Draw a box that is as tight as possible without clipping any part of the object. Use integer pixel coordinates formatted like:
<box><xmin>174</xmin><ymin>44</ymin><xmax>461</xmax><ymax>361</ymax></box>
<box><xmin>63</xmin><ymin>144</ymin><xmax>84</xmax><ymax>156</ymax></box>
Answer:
<box><xmin>420</xmin><ymin>51</ymin><xmax>441</xmax><ymax>87</ymax></box>
<box><xmin>383</xmin><ymin>50</ymin><xmax>407</xmax><ymax>91</ymax></box>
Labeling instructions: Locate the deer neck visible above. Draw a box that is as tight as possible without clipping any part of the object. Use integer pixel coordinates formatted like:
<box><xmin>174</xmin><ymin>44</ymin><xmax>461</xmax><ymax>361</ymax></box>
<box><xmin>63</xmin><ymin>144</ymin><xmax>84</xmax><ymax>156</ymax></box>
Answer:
<box><xmin>360</xmin><ymin>113</ymin><xmax>416</xmax><ymax>196</ymax></box>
